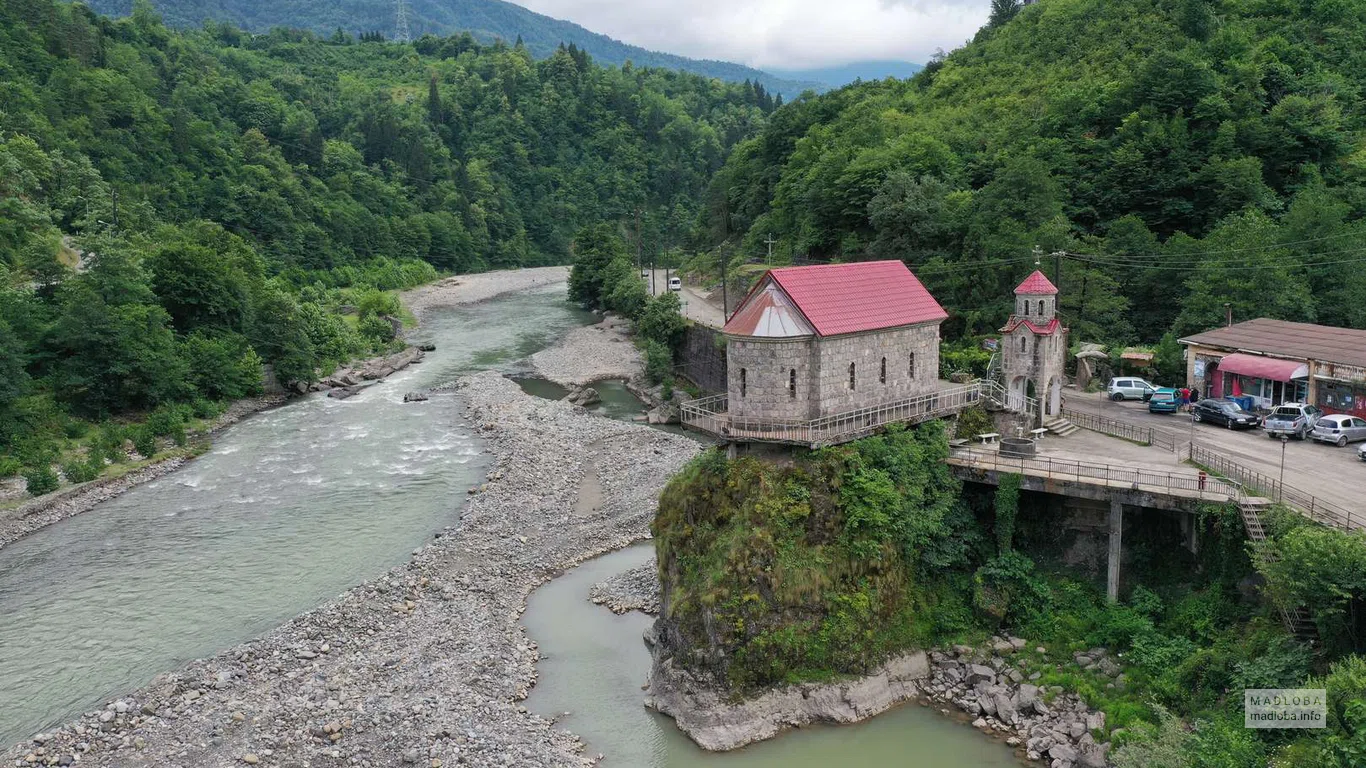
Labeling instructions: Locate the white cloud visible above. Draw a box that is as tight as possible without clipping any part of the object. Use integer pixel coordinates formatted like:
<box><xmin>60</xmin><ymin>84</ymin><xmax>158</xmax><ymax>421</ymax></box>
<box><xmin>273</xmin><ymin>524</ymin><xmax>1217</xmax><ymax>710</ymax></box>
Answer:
<box><xmin>510</xmin><ymin>0</ymin><xmax>988</xmax><ymax>70</ymax></box>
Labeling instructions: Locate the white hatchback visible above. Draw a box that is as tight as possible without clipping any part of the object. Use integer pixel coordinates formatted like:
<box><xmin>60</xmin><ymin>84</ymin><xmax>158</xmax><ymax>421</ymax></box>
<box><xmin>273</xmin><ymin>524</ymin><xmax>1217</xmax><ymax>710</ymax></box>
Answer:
<box><xmin>1107</xmin><ymin>377</ymin><xmax>1157</xmax><ymax>401</ymax></box>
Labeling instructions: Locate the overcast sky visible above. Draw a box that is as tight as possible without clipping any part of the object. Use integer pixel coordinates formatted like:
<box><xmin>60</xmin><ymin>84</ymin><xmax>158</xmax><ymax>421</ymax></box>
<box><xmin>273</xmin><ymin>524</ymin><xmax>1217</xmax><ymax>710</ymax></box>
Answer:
<box><xmin>510</xmin><ymin>0</ymin><xmax>989</xmax><ymax>70</ymax></box>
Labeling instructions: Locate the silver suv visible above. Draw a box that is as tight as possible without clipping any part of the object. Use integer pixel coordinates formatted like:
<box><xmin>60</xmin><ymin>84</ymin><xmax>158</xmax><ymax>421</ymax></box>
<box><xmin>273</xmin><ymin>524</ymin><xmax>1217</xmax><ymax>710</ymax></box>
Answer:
<box><xmin>1262</xmin><ymin>403</ymin><xmax>1323</xmax><ymax>440</ymax></box>
<box><xmin>1107</xmin><ymin>377</ymin><xmax>1157</xmax><ymax>401</ymax></box>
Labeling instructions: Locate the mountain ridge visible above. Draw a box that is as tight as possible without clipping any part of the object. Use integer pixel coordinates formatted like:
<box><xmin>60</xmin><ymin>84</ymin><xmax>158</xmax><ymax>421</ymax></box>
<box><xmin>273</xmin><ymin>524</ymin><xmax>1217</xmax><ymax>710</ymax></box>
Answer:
<box><xmin>86</xmin><ymin>0</ymin><xmax>835</xmax><ymax>97</ymax></box>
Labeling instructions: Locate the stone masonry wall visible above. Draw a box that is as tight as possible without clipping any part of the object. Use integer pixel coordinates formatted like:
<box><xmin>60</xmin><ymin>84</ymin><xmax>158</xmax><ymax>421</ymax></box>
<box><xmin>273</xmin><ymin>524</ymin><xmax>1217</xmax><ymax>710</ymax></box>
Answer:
<box><xmin>814</xmin><ymin>324</ymin><xmax>941</xmax><ymax>416</ymax></box>
<box><xmin>728</xmin><ymin>337</ymin><xmax>820</xmax><ymax>421</ymax></box>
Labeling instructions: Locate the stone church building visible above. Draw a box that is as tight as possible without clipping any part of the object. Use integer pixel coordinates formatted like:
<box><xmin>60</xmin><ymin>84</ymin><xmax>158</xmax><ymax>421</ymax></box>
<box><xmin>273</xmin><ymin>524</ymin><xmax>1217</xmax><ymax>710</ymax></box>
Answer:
<box><xmin>721</xmin><ymin>260</ymin><xmax>948</xmax><ymax>423</ymax></box>
<box><xmin>1000</xmin><ymin>269</ymin><xmax>1068</xmax><ymax>421</ymax></box>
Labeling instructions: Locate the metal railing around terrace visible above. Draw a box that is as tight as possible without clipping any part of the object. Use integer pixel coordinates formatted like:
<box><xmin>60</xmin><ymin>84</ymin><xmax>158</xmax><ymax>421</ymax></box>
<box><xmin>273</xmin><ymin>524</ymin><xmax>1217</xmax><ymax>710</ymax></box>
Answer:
<box><xmin>1186</xmin><ymin>443</ymin><xmax>1358</xmax><ymax>531</ymax></box>
<box><xmin>1063</xmin><ymin>408</ymin><xmax>1177</xmax><ymax>451</ymax></box>
<box><xmin>681</xmin><ymin>379</ymin><xmax>1027</xmax><ymax>448</ymax></box>
<box><xmin>947</xmin><ymin>446</ymin><xmax>1246</xmax><ymax>504</ymax></box>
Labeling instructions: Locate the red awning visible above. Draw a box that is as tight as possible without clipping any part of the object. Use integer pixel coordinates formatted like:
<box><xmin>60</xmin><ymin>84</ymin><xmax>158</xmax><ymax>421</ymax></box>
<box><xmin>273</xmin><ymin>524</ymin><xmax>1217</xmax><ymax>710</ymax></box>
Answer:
<box><xmin>1216</xmin><ymin>353</ymin><xmax>1309</xmax><ymax>382</ymax></box>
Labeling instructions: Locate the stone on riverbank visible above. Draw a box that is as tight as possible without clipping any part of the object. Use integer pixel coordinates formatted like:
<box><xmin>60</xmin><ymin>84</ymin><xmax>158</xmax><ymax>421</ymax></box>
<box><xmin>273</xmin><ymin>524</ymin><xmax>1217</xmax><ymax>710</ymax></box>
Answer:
<box><xmin>644</xmin><ymin>651</ymin><xmax>930</xmax><ymax>751</ymax></box>
<box><xmin>588</xmin><ymin>560</ymin><xmax>660</xmax><ymax>614</ymax></box>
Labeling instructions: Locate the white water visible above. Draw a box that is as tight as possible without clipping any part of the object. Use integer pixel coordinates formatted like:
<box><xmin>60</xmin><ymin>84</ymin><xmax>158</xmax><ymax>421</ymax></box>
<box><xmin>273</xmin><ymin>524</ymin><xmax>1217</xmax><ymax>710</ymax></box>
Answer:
<box><xmin>0</xmin><ymin>284</ymin><xmax>591</xmax><ymax>745</ymax></box>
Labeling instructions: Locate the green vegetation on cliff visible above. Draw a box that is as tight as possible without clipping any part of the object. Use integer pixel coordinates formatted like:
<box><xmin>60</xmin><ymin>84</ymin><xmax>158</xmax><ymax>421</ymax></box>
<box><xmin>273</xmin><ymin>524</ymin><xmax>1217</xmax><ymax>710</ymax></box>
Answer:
<box><xmin>652</xmin><ymin>422</ymin><xmax>974</xmax><ymax>689</ymax></box>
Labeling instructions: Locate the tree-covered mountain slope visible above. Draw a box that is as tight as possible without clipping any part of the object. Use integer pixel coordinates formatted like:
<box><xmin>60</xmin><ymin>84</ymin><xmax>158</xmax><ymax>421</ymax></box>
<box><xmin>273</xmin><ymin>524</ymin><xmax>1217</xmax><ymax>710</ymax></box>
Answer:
<box><xmin>703</xmin><ymin>0</ymin><xmax>1366</xmax><ymax>343</ymax></box>
<box><xmin>0</xmin><ymin>0</ymin><xmax>769</xmax><ymax>482</ymax></box>
<box><xmin>85</xmin><ymin>0</ymin><xmax>827</xmax><ymax>97</ymax></box>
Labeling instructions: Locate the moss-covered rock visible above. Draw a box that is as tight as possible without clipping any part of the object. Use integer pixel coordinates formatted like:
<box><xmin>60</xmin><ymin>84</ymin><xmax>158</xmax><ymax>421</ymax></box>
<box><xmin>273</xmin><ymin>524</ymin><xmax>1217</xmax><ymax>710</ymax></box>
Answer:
<box><xmin>651</xmin><ymin>421</ymin><xmax>969</xmax><ymax>691</ymax></box>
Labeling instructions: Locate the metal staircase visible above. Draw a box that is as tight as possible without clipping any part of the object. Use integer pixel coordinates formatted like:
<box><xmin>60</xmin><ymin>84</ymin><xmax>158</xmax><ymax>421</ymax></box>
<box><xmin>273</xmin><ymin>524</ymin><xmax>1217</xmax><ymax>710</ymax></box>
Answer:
<box><xmin>1239</xmin><ymin>497</ymin><xmax>1318</xmax><ymax>645</ymax></box>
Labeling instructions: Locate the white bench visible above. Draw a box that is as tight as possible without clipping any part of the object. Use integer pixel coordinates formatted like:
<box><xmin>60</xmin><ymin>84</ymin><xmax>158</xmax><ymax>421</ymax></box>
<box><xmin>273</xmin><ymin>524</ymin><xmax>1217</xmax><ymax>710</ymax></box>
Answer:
<box><xmin>977</xmin><ymin>432</ymin><xmax>1000</xmax><ymax>445</ymax></box>
<box><xmin>1030</xmin><ymin>427</ymin><xmax>1049</xmax><ymax>440</ymax></box>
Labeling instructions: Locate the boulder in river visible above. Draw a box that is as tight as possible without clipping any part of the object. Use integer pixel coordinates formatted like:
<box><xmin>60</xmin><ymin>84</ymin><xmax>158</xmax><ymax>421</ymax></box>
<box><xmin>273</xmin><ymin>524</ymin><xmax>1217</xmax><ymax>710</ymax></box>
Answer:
<box><xmin>566</xmin><ymin>386</ymin><xmax>600</xmax><ymax>407</ymax></box>
<box><xmin>404</xmin><ymin>392</ymin><xmax>429</xmax><ymax>403</ymax></box>
<box><xmin>328</xmin><ymin>386</ymin><xmax>363</xmax><ymax>400</ymax></box>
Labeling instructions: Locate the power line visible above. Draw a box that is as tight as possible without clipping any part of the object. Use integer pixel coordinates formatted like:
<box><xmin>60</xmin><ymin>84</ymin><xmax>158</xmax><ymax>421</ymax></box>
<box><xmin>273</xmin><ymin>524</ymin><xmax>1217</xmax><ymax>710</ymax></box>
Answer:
<box><xmin>1064</xmin><ymin>247</ymin><xmax>1366</xmax><ymax>272</ymax></box>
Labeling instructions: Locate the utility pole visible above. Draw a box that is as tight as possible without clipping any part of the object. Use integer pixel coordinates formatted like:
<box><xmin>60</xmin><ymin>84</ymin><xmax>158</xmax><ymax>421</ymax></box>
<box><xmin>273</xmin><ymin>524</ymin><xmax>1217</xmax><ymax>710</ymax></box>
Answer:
<box><xmin>720</xmin><ymin>250</ymin><xmax>728</xmax><ymax>319</ymax></box>
<box><xmin>1053</xmin><ymin>250</ymin><xmax>1063</xmax><ymax>293</ymax></box>
<box><xmin>111</xmin><ymin>188</ymin><xmax>120</xmax><ymax>232</ymax></box>
<box><xmin>394</xmin><ymin>0</ymin><xmax>411</xmax><ymax>44</ymax></box>
<box><xmin>635</xmin><ymin>208</ymin><xmax>642</xmax><ymax>274</ymax></box>
<box><xmin>1224</xmin><ymin>302</ymin><xmax>1233</xmax><ymax>328</ymax></box>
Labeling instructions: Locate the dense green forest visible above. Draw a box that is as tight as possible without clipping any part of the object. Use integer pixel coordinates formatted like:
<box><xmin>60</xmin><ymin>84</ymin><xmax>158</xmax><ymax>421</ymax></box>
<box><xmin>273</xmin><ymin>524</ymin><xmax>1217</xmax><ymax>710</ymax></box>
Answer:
<box><xmin>0</xmin><ymin>0</ymin><xmax>771</xmax><ymax>490</ymax></box>
<box><xmin>699</xmin><ymin>0</ymin><xmax>1366</xmax><ymax>345</ymax></box>
<box><xmin>85</xmin><ymin>0</ymin><xmax>825</xmax><ymax>97</ymax></box>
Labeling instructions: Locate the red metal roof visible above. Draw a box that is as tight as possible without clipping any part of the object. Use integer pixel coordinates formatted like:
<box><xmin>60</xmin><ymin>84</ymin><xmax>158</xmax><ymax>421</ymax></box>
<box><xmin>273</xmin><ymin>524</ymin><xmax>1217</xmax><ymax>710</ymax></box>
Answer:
<box><xmin>1000</xmin><ymin>317</ymin><xmax>1063</xmax><ymax>336</ymax></box>
<box><xmin>726</xmin><ymin>261</ymin><xmax>947</xmax><ymax>338</ymax></box>
<box><xmin>1015</xmin><ymin>270</ymin><xmax>1058</xmax><ymax>295</ymax></box>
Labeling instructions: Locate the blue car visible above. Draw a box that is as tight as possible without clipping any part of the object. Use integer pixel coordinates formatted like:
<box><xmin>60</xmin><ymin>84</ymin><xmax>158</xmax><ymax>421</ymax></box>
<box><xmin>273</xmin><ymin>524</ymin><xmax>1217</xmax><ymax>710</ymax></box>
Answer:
<box><xmin>1148</xmin><ymin>388</ymin><xmax>1180</xmax><ymax>414</ymax></box>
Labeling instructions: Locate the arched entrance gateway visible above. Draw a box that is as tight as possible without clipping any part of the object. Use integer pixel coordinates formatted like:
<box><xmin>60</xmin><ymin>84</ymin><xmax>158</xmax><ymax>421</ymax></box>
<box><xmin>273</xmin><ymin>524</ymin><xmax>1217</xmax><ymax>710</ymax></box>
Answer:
<box><xmin>1000</xmin><ymin>269</ymin><xmax>1069</xmax><ymax>426</ymax></box>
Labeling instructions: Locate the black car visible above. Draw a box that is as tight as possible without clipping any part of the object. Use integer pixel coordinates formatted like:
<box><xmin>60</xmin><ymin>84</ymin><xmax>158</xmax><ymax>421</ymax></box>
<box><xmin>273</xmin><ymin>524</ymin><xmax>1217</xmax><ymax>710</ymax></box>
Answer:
<box><xmin>1191</xmin><ymin>399</ymin><xmax>1260</xmax><ymax>429</ymax></box>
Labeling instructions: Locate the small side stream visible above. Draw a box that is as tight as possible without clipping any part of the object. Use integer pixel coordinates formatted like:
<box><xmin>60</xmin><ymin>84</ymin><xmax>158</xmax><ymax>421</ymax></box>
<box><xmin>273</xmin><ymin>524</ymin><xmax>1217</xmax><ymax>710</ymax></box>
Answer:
<box><xmin>524</xmin><ymin>545</ymin><xmax>1024</xmax><ymax>767</ymax></box>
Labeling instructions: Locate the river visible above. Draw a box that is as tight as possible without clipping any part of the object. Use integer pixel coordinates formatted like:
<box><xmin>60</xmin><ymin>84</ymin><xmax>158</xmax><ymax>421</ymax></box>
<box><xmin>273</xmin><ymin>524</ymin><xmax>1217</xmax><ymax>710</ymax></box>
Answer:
<box><xmin>0</xmin><ymin>283</ymin><xmax>590</xmax><ymax>746</ymax></box>
<box><xmin>524</xmin><ymin>544</ymin><xmax>1023</xmax><ymax>767</ymax></box>
<box><xmin>2</xmin><ymin>281</ymin><xmax>1020</xmax><ymax>765</ymax></box>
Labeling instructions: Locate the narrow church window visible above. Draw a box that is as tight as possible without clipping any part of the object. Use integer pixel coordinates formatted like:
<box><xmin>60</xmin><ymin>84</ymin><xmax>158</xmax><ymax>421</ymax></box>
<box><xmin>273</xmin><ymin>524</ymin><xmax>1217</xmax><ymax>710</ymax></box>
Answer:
<box><xmin>1039</xmin><ymin>300</ymin><xmax>1045</xmax><ymax>315</ymax></box>
<box><xmin>740</xmin><ymin>368</ymin><xmax>747</xmax><ymax>397</ymax></box>
<box><xmin>909</xmin><ymin>352</ymin><xmax>916</xmax><ymax>379</ymax></box>
<box><xmin>1021</xmin><ymin>336</ymin><xmax>1027</xmax><ymax>353</ymax></box>
<box><xmin>1024</xmin><ymin>301</ymin><xmax>1030</xmax><ymax>316</ymax></box>
<box><xmin>789</xmin><ymin>369</ymin><xmax>796</xmax><ymax>398</ymax></box>
<box><xmin>880</xmin><ymin>357</ymin><xmax>887</xmax><ymax>384</ymax></box>
<box><xmin>849</xmin><ymin>363</ymin><xmax>856</xmax><ymax>390</ymax></box>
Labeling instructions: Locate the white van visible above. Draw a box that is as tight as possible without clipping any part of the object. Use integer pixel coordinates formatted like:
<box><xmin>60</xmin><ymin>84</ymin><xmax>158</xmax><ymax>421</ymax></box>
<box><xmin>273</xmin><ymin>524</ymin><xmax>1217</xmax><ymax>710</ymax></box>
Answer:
<box><xmin>668</xmin><ymin>276</ymin><xmax>682</xmax><ymax>292</ymax></box>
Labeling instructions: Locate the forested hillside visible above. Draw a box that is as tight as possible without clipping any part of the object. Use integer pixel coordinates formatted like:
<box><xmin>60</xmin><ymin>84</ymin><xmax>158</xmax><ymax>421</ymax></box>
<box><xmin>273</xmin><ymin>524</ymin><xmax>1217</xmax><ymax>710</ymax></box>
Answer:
<box><xmin>702</xmin><ymin>0</ymin><xmax>1366</xmax><ymax>344</ymax></box>
<box><xmin>86</xmin><ymin>0</ymin><xmax>825</xmax><ymax>97</ymax></box>
<box><xmin>0</xmin><ymin>0</ymin><xmax>769</xmax><ymax>489</ymax></box>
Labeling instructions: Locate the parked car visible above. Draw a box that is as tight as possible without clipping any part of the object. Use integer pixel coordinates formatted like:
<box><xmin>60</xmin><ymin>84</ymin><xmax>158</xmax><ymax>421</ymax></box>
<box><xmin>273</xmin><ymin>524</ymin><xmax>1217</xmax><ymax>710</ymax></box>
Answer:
<box><xmin>1107</xmin><ymin>377</ymin><xmax>1157</xmax><ymax>401</ymax></box>
<box><xmin>1148</xmin><ymin>388</ymin><xmax>1180</xmax><ymax>414</ymax></box>
<box><xmin>1311</xmin><ymin>414</ymin><xmax>1366</xmax><ymax>447</ymax></box>
<box><xmin>668</xmin><ymin>276</ymin><xmax>682</xmax><ymax>292</ymax></box>
<box><xmin>1191</xmin><ymin>399</ymin><xmax>1260</xmax><ymax>429</ymax></box>
<box><xmin>1262</xmin><ymin>403</ymin><xmax>1323</xmax><ymax>440</ymax></box>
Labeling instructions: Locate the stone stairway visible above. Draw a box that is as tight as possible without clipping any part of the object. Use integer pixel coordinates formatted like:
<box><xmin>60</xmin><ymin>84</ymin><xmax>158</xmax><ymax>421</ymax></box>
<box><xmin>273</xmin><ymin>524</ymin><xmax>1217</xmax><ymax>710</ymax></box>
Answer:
<box><xmin>1239</xmin><ymin>497</ymin><xmax>1318</xmax><ymax>645</ymax></box>
<box><xmin>1042</xmin><ymin>417</ymin><xmax>1080</xmax><ymax>437</ymax></box>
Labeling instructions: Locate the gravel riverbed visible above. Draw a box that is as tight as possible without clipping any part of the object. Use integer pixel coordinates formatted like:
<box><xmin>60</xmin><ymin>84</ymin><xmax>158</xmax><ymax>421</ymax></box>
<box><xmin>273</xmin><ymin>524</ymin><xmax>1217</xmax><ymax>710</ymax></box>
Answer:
<box><xmin>587</xmin><ymin>561</ymin><xmax>660</xmax><ymax>615</ymax></box>
<box><xmin>530</xmin><ymin>315</ymin><xmax>642</xmax><ymax>388</ymax></box>
<box><xmin>4</xmin><ymin>371</ymin><xmax>701</xmax><ymax>768</ymax></box>
<box><xmin>403</xmin><ymin>267</ymin><xmax>570</xmax><ymax>318</ymax></box>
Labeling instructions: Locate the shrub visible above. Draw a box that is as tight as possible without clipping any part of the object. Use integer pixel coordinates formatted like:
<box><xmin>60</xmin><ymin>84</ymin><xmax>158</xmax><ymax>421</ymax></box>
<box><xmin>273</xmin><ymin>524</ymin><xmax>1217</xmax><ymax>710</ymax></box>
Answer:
<box><xmin>637</xmin><ymin>292</ymin><xmax>686</xmax><ymax>350</ymax></box>
<box><xmin>145</xmin><ymin>404</ymin><xmax>193</xmax><ymax>437</ymax></box>
<box><xmin>132</xmin><ymin>429</ymin><xmax>157</xmax><ymax>459</ymax></box>
<box><xmin>181</xmin><ymin>332</ymin><xmax>264</xmax><ymax>400</ymax></box>
<box><xmin>23</xmin><ymin>465</ymin><xmax>59</xmax><ymax>496</ymax></box>
<box><xmin>0</xmin><ymin>456</ymin><xmax>21</xmax><ymax>477</ymax></box>
<box><xmin>93</xmin><ymin>424</ymin><xmax>128</xmax><ymax>464</ymax></box>
<box><xmin>357</xmin><ymin>313</ymin><xmax>395</xmax><ymax>343</ymax></box>
<box><xmin>644</xmin><ymin>340</ymin><xmax>673</xmax><ymax>384</ymax></box>
<box><xmin>62</xmin><ymin>457</ymin><xmax>102</xmax><ymax>484</ymax></box>
<box><xmin>954</xmin><ymin>405</ymin><xmax>993</xmax><ymax>439</ymax></box>
<box><xmin>191</xmin><ymin>398</ymin><xmax>226</xmax><ymax>420</ymax></box>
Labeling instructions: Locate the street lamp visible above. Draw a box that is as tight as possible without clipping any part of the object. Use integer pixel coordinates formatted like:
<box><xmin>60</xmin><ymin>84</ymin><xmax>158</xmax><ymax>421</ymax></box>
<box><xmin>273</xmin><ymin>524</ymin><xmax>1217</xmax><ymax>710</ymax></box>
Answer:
<box><xmin>1279</xmin><ymin>434</ymin><xmax>1289</xmax><ymax>501</ymax></box>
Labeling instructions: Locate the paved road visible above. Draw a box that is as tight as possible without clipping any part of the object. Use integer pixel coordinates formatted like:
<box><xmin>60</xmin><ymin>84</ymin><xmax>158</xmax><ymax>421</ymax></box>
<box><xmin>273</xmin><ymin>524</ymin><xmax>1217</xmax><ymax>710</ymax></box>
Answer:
<box><xmin>1064</xmin><ymin>390</ymin><xmax>1362</xmax><ymax>516</ymax></box>
<box><xmin>644</xmin><ymin>269</ymin><xmax>725</xmax><ymax>328</ymax></box>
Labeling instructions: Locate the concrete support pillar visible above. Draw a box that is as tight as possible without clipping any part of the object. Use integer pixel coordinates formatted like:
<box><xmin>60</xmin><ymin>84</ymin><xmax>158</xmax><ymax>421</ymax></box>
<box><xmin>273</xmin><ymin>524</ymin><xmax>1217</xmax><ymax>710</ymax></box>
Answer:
<box><xmin>726</xmin><ymin>442</ymin><xmax>738</xmax><ymax>460</ymax></box>
<box><xmin>1185</xmin><ymin>512</ymin><xmax>1199</xmax><ymax>555</ymax></box>
<box><xmin>1107</xmin><ymin>497</ymin><xmax>1123</xmax><ymax>603</ymax></box>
